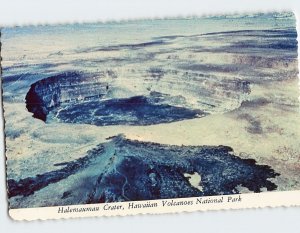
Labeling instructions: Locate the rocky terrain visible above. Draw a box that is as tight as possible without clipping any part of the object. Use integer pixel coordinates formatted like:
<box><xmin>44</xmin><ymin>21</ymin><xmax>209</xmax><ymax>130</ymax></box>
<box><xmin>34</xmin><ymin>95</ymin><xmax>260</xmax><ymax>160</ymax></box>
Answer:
<box><xmin>1</xmin><ymin>13</ymin><xmax>299</xmax><ymax>208</ymax></box>
<box><xmin>7</xmin><ymin>135</ymin><xmax>278</xmax><ymax>206</ymax></box>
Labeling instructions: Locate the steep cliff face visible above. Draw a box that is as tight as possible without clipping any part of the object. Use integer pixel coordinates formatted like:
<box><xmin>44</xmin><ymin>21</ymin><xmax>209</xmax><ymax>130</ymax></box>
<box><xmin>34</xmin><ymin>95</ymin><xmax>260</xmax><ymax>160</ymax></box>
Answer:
<box><xmin>25</xmin><ymin>71</ymin><xmax>108</xmax><ymax>122</ymax></box>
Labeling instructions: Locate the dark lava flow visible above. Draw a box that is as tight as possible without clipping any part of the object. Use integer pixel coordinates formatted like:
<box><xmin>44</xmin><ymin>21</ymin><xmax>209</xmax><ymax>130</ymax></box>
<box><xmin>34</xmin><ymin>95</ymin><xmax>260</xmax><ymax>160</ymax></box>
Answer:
<box><xmin>8</xmin><ymin>135</ymin><xmax>279</xmax><ymax>203</ymax></box>
<box><xmin>52</xmin><ymin>95</ymin><xmax>204</xmax><ymax>126</ymax></box>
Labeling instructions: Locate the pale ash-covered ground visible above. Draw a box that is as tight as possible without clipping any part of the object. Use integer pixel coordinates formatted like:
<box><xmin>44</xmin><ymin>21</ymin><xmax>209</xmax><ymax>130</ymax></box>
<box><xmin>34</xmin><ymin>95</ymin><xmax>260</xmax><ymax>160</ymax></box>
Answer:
<box><xmin>5</xmin><ymin>75</ymin><xmax>300</xmax><ymax>192</ymax></box>
<box><xmin>2</xmin><ymin>14</ymin><xmax>300</xmax><ymax>207</ymax></box>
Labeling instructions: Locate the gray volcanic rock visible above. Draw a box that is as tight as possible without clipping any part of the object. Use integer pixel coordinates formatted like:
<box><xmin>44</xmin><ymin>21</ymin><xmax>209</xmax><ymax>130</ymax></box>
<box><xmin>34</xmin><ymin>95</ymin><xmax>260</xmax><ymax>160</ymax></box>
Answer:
<box><xmin>48</xmin><ymin>93</ymin><xmax>206</xmax><ymax>126</ymax></box>
<box><xmin>8</xmin><ymin>135</ymin><xmax>278</xmax><ymax>206</ymax></box>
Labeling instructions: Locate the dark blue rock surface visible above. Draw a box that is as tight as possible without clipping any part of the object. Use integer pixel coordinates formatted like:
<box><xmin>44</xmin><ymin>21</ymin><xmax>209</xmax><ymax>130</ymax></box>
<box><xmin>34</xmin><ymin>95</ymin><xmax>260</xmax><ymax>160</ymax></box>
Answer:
<box><xmin>7</xmin><ymin>135</ymin><xmax>279</xmax><ymax>205</ymax></box>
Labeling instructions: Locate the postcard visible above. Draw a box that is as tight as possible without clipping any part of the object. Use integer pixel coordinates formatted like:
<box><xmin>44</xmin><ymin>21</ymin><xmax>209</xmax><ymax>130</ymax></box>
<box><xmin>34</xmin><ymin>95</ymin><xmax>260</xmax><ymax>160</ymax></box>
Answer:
<box><xmin>1</xmin><ymin>12</ymin><xmax>299</xmax><ymax>220</ymax></box>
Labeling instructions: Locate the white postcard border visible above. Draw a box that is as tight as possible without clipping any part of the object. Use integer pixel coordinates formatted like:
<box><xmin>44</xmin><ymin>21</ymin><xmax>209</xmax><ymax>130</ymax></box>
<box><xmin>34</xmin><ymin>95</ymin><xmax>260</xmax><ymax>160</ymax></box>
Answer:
<box><xmin>9</xmin><ymin>190</ymin><xmax>300</xmax><ymax>220</ymax></box>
